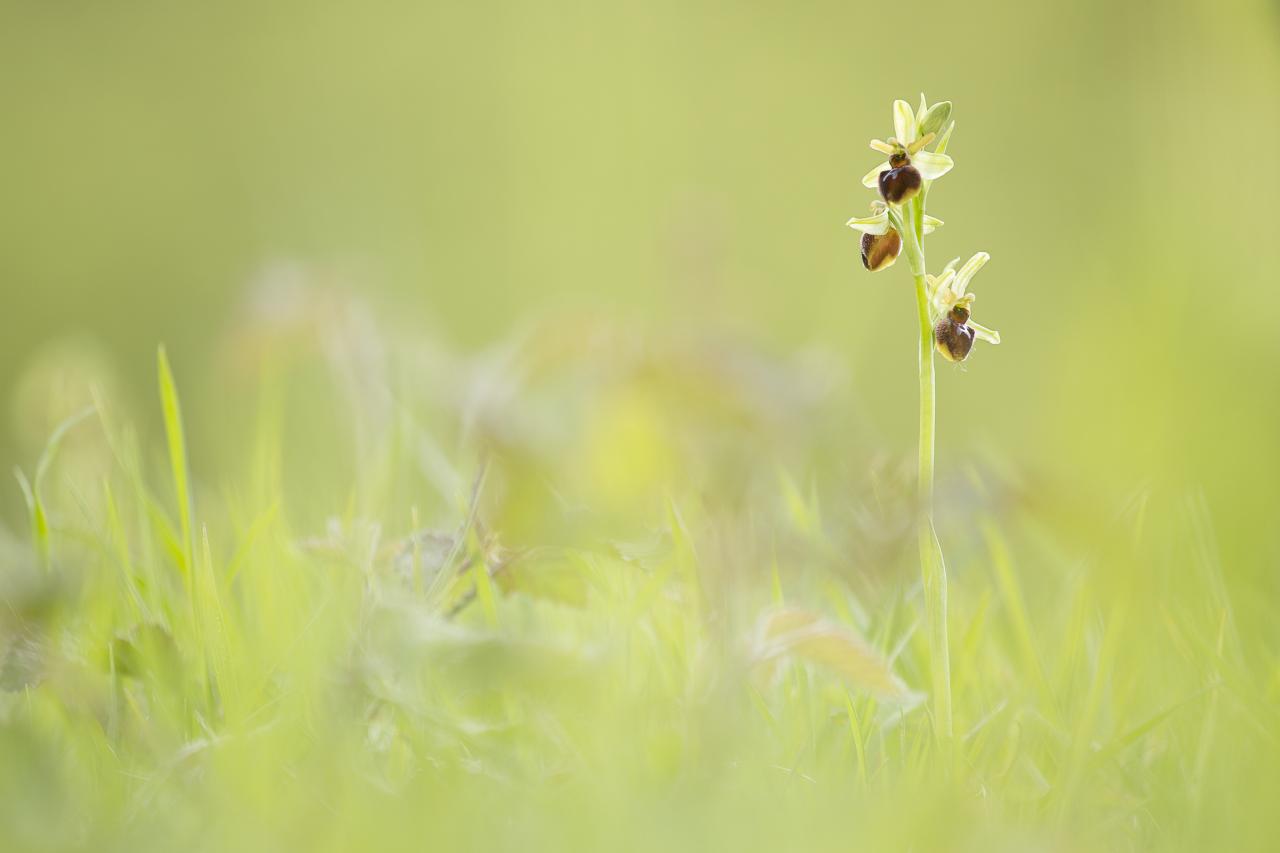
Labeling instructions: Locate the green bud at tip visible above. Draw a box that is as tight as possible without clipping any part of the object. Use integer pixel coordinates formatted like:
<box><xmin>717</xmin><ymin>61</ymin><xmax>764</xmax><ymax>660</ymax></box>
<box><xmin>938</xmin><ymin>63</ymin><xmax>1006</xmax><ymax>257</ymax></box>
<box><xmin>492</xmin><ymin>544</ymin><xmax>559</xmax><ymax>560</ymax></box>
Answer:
<box><xmin>917</xmin><ymin>101</ymin><xmax>952</xmax><ymax>139</ymax></box>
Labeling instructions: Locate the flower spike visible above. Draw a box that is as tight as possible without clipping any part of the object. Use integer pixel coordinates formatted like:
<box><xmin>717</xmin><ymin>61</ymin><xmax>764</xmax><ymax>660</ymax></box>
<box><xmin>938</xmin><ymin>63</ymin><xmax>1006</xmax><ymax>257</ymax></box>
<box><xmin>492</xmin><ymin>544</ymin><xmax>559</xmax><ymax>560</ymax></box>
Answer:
<box><xmin>845</xmin><ymin>96</ymin><xmax>1001</xmax><ymax>744</ymax></box>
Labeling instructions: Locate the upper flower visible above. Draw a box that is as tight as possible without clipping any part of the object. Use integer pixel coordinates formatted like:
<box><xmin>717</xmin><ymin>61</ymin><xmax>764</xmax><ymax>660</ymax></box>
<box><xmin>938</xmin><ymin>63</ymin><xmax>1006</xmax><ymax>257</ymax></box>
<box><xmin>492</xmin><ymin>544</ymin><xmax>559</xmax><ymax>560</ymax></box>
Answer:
<box><xmin>860</xmin><ymin>97</ymin><xmax>955</xmax><ymax>195</ymax></box>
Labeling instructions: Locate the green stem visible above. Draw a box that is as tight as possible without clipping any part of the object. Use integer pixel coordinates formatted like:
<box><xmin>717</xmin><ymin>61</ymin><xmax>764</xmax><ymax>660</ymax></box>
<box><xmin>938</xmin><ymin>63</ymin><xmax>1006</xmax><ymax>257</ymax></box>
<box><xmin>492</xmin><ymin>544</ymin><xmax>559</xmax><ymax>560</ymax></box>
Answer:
<box><xmin>914</xmin><ymin>275</ymin><xmax>935</xmax><ymax>504</ymax></box>
<box><xmin>902</xmin><ymin>195</ymin><xmax>952</xmax><ymax>743</ymax></box>
<box><xmin>911</xmin><ymin>205</ymin><xmax>934</xmax><ymax>508</ymax></box>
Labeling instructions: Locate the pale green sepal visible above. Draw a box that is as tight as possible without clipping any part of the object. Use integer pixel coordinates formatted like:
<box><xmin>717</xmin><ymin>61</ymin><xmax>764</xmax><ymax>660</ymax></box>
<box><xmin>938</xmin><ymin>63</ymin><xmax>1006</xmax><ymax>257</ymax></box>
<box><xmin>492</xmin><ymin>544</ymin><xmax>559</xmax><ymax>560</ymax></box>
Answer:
<box><xmin>893</xmin><ymin>100</ymin><xmax>917</xmax><ymax>145</ymax></box>
<box><xmin>846</xmin><ymin>210</ymin><xmax>891</xmax><ymax>235</ymax></box>
<box><xmin>913</xmin><ymin>150</ymin><xmax>954</xmax><ymax>180</ymax></box>
<box><xmin>935</xmin><ymin>121</ymin><xmax>955</xmax><ymax>156</ymax></box>
<box><xmin>969</xmin><ymin>321</ymin><xmax>1001</xmax><ymax>344</ymax></box>
<box><xmin>861</xmin><ymin>161</ymin><xmax>891</xmax><ymax>188</ymax></box>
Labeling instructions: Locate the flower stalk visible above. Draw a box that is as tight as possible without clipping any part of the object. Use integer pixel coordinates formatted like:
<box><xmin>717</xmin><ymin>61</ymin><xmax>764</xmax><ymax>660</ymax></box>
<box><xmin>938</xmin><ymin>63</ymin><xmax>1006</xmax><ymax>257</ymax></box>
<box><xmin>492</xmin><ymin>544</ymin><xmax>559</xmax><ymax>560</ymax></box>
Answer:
<box><xmin>848</xmin><ymin>96</ymin><xmax>1002</xmax><ymax>745</ymax></box>
<box><xmin>899</xmin><ymin>193</ymin><xmax>950</xmax><ymax>743</ymax></box>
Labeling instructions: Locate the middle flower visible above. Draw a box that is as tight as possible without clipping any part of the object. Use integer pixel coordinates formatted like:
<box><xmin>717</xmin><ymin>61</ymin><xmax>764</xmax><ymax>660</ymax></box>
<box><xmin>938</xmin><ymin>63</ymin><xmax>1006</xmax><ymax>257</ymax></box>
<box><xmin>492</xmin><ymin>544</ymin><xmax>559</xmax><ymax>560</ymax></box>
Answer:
<box><xmin>847</xmin><ymin>201</ymin><xmax>943</xmax><ymax>272</ymax></box>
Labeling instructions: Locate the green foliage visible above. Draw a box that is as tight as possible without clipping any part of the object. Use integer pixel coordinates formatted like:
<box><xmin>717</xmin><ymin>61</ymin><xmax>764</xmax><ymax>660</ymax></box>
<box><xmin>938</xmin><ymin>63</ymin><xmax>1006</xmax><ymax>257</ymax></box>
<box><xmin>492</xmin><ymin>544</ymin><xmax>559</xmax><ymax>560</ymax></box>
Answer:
<box><xmin>0</xmin><ymin>327</ymin><xmax>1275</xmax><ymax>853</ymax></box>
<box><xmin>4</xmin><ymin>3</ymin><xmax>1277</xmax><ymax>847</ymax></box>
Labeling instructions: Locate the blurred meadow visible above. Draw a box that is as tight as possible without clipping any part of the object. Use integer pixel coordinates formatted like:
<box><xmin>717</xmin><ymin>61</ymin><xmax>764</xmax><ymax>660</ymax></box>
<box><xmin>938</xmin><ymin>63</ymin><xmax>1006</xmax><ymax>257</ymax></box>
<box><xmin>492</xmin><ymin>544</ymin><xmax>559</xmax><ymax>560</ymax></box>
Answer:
<box><xmin>3</xmin><ymin>0</ymin><xmax>1280</xmax><ymax>850</ymax></box>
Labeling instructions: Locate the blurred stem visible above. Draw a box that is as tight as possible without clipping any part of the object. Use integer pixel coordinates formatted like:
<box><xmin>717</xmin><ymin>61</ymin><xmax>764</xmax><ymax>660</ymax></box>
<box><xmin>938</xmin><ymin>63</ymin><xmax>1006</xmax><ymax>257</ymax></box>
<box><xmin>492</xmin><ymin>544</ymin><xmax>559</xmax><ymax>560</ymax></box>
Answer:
<box><xmin>902</xmin><ymin>194</ymin><xmax>952</xmax><ymax>744</ymax></box>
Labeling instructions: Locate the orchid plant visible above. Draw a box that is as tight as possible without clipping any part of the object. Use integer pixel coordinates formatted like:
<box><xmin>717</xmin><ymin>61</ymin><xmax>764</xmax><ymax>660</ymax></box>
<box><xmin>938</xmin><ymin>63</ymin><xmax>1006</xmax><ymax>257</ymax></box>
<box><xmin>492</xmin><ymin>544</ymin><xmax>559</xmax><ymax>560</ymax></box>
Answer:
<box><xmin>847</xmin><ymin>96</ymin><xmax>1002</xmax><ymax>741</ymax></box>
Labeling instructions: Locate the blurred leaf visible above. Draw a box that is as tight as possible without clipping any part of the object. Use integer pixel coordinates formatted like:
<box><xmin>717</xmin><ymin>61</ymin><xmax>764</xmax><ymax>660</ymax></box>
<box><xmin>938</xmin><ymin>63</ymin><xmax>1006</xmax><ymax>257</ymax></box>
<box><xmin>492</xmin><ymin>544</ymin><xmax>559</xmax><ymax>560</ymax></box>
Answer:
<box><xmin>752</xmin><ymin>606</ymin><xmax>915</xmax><ymax>702</ymax></box>
<box><xmin>107</xmin><ymin>623</ymin><xmax>179</xmax><ymax>682</ymax></box>
<box><xmin>611</xmin><ymin>530</ymin><xmax>673</xmax><ymax>570</ymax></box>
<box><xmin>1</xmin><ymin>633</ymin><xmax>46</xmax><ymax>692</ymax></box>
<box><xmin>496</xmin><ymin>550</ymin><xmax>590</xmax><ymax>608</ymax></box>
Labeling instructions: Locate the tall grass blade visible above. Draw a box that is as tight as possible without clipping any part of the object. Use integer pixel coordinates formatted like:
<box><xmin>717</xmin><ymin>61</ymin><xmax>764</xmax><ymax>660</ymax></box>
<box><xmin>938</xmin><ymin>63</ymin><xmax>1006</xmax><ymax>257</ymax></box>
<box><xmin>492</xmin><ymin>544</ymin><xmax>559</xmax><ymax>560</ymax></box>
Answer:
<box><xmin>14</xmin><ymin>405</ymin><xmax>94</xmax><ymax>570</ymax></box>
<box><xmin>157</xmin><ymin>346</ymin><xmax>195</xmax><ymax>574</ymax></box>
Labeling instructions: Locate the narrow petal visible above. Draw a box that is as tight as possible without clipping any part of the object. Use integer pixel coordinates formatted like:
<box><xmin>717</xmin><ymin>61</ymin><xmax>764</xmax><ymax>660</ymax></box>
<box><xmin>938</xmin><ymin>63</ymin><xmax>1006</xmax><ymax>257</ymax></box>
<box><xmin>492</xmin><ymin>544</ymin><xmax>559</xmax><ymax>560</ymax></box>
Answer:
<box><xmin>941</xmin><ymin>256</ymin><xmax>961</xmax><ymax>275</ymax></box>
<box><xmin>907</xmin><ymin>132</ymin><xmax>936</xmax><ymax>155</ymax></box>
<box><xmin>935</xmin><ymin>121</ymin><xmax>955</xmax><ymax>156</ymax></box>
<box><xmin>913</xmin><ymin>150</ymin><xmax>954</xmax><ymax>180</ymax></box>
<box><xmin>861</xmin><ymin>161</ymin><xmax>891</xmax><ymax>189</ymax></box>
<box><xmin>969</xmin><ymin>320</ymin><xmax>1001</xmax><ymax>345</ymax></box>
<box><xmin>869</xmin><ymin>139</ymin><xmax>895</xmax><ymax>155</ymax></box>
<box><xmin>953</xmin><ymin>252</ymin><xmax>991</xmax><ymax>296</ymax></box>
<box><xmin>893</xmin><ymin>100</ymin><xmax>916</xmax><ymax>145</ymax></box>
<box><xmin>927</xmin><ymin>269</ymin><xmax>955</xmax><ymax>303</ymax></box>
<box><xmin>846</xmin><ymin>211</ymin><xmax>890</xmax><ymax>235</ymax></box>
<box><xmin>922</xmin><ymin>215</ymin><xmax>943</xmax><ymax>234</ymax></box>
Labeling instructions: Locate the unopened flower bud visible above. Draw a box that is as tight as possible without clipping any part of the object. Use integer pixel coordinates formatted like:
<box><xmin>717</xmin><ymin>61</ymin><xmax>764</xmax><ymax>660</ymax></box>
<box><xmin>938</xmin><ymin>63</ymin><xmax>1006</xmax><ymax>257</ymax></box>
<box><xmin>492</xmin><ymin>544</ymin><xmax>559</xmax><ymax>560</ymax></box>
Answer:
<box><xmin>917</xmin><ymin>101</ymin><xmax>952</xmax><ymax>138</ymax></box>
<box><xmin>861</xmin><ymin>229</ymin><xmax>902</xmax><ymax>271</ymax></box>
<box><xmin>934</xmin><ymin>306</ymin><xmax>975</xmax><ymax>362</ymax></box>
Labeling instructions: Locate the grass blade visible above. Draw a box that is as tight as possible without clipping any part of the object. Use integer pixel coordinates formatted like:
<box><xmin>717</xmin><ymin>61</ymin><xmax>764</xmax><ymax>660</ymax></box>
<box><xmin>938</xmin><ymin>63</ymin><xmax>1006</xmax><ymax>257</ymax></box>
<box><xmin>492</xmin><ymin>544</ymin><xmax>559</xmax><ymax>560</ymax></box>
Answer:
<box><xmin>157</xmin><ymin>346</ymin><xmax>195</xmax><ymax>574</ymax></box>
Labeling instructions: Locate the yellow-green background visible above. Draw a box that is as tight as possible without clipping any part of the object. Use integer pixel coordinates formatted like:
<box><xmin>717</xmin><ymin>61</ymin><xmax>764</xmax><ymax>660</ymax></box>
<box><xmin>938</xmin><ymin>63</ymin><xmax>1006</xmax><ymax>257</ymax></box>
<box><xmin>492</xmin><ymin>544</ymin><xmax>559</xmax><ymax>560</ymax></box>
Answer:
<box><xmin>5</xmin><ymin>0</ymin><xmax>1278</xmax><ymax>515</ymax></box>
<box><xmin>2</xmin><ymin>0</ymin><xmax>1279</xmax><ymax>849</ymax></box>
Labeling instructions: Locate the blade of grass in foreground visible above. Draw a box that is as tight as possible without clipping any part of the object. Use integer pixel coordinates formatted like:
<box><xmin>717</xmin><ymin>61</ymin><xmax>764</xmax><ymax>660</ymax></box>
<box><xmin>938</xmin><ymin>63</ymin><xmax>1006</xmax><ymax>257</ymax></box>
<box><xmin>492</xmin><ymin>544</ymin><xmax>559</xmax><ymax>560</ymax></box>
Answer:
<box><xmin>919</xmin><ymin>521</ymin><xmax>952</xmax><ymax>744</ymax></box>
<box><xmin>13</xmin><ymin>405</ymin><xmax>95</xmax><ymax>571</ymax></box>
<box><xmin>158</xmin><ymin>346</ymin><xmax>195</xmax><ymax>575</ymax></box>
<box><xmin>198</xmin><ymin>524</ymin><xmax>238</xmax><ymax>720</ymax></box>
<box><xmin>158</xmin><ymin>345</ymin><xmax>200</xmax><ymax>645</ymax></box>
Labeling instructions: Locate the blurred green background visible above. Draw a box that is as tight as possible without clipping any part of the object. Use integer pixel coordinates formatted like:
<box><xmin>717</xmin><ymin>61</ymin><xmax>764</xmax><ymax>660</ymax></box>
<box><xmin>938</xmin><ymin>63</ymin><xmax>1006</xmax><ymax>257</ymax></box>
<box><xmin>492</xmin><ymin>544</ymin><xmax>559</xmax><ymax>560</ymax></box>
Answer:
<box><xmin>2</xmin><ymin>1</ymin><xmax>1280</xmax><ymax>847</ymax></box>
<box><xmin>5</xmin><ymin>0</ymin><xmax>1278</xmax><ymax>513</ymax></box>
